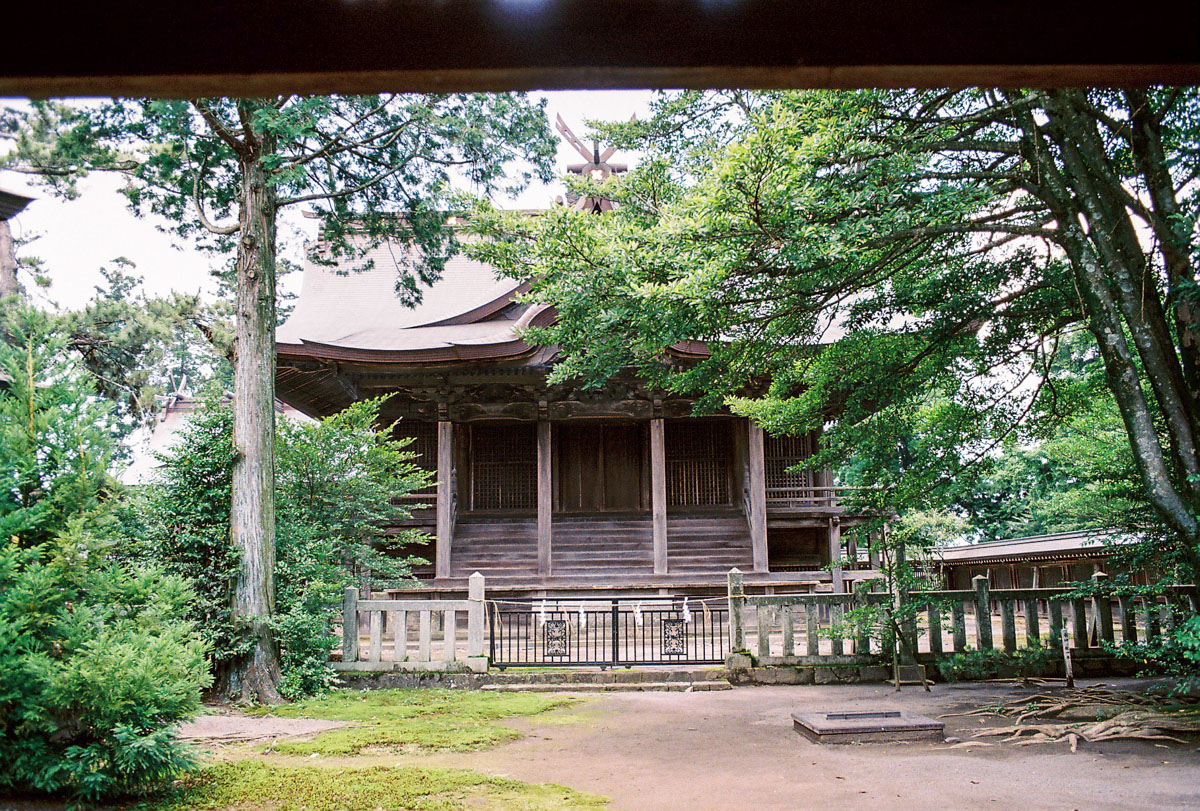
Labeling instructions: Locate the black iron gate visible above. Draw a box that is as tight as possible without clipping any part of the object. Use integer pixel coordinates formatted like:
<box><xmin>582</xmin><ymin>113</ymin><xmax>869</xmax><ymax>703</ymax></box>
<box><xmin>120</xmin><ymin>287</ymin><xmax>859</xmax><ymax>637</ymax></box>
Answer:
<box><xmin>488</xmin><ymin>599</ymin><xmax>729</xmax><ymax>667</ymax></box>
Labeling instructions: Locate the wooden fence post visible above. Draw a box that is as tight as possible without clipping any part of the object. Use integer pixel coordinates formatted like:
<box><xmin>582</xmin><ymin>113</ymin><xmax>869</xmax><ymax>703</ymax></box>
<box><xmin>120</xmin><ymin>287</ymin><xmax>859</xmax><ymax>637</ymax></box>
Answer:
<box><xmin>972</xmin><ymin>575</ymin><xmax>993</xmax><ymax>650</ymax></box>
<box><xmin>466</xmin><ymin>572</ymin><xmax>487</xmax><ymax>672</ymax></box>
<box><xmin>728</xmin><ymin>568</ymin><xmax>745</xmax><ymax>651</ymax></box>
<box><xmin>342</xmin><ymin>586</ymin><xmax>359</xmax><ymax>663</ymax></box>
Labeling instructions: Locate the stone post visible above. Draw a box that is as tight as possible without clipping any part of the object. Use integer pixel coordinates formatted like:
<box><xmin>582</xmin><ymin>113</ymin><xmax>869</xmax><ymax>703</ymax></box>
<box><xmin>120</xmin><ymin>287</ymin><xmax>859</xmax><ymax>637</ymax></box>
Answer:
<box><xmin>972</xmin><ymin>574</ymin><xmax>993</xmax><ymax>650</ymax></box>
<box><xmin>342</xmin><ymin>586</ymin><xmax>359</xmax><ymax>663</ymax></box>
<box><xmin>728</xmin><ymin>568</ymin><xmax>746</xmax><ymax>653</ymax></box>
<box><xmin>466</xmin><ymin>571</ymin><xmax>487</xmax><ymax>673</ymax></box>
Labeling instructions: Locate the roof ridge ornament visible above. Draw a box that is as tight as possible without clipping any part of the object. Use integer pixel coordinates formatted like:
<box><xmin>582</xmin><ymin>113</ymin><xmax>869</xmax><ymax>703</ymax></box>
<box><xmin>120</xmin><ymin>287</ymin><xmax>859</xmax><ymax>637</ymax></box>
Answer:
<box><xmin>555</xmin><ymin>114</ymin><xmax>627</xmax><ymax>213</ymax></box>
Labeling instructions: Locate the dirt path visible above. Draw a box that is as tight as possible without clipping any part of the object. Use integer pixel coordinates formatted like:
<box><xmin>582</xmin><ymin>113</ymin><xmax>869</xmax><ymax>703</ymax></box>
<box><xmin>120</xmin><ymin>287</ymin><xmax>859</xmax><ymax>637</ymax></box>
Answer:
<box><xmin>353</xmin><ymin>679</ymin><xmax>1200</xmax><ymax>811</ymax></box>
<box><xmin>179</xmin><ymin>712</ymin><xmax>346</xmax><ymax>743</ymax></box>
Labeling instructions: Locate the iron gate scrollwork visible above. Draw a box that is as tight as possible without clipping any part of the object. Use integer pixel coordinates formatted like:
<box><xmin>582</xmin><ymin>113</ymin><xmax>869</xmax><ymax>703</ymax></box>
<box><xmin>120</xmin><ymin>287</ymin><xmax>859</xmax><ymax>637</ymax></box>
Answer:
<box><xmin>488</xmin><ymin>599</ymin><xmax>728</xmax><ymax>667</ymax></box>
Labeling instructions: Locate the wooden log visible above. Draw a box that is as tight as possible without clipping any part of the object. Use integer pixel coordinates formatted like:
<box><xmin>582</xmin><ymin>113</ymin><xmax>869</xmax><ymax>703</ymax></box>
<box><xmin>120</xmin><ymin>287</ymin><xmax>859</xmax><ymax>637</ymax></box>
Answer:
<box><xmin>928</xmin><ymin>605</ymin><xmax>943</xmax><ymax>655</ymax></box>
<box><xmin>369</xmin><ymin>610</ymin><xmax>383</xmax><ymax>663</ymax></box>
<box><xmin>651</xmin><ymin>418</ymin><xmax>668</xmax><ymax>575</ymax></box>
<box><xmin>747</xmin><ymin>421</ymin><xmax>768</xmax><ymax>573</ymax></box>
<box><xmin>951</xmin><ymin>602</ymin><xmax>967</xmax><ymax>652</ymax></box>
<box><xmin>1024</xmin><ymin>598</ymin><xmax>1040</xmax><ymax>646</ymax></box>
<box><xmin>342</xmin><ymin>587</ymin><xmax>359</xmax><ymax>663</ymax></box>
<box><xmin>972</xmin><ymin>575</ymin><xmax>993</xmax><ymax>650</ymax></box>
<box><xmin>435</xmin><ymin>420</ymin><xmax>453</xmax><ymax>579</ymax></box>
<box><xmin>418</xmin><ymin>609</ymin><xmax>432</xmax><ymax>662</ymax></box>
<box><xmin>1001</xmin><ymin>599</ymin><xmax>1017</xmax><ymax>653</ymax></box>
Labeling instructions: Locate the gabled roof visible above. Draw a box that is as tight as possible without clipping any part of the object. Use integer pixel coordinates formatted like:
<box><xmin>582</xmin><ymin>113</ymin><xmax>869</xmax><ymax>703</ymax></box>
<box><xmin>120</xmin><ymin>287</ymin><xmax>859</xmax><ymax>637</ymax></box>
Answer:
<box><xmin>276</xmin><ymin>242</ymin><xmax>543</xmax><ymax>364</ymax></box>
<box><xmin>934</xmin><ymin>529</ymin><xmax>1134</xmax><ymax>565</ymax></box>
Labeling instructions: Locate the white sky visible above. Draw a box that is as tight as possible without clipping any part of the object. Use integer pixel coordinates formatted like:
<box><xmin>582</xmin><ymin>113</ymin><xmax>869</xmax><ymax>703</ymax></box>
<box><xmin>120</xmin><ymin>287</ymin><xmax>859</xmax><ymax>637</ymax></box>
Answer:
<box><xmin>0</xmin><ymin>90</ymin><xmax>654</xmax><ymax>310</ymax></box>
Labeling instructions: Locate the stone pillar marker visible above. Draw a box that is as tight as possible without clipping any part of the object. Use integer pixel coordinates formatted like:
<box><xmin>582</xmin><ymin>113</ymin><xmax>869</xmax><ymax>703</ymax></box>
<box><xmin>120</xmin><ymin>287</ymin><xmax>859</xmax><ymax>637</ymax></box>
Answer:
<box><xmin>972</xmin><ymin>574</ymin><xmax>993</xmax><ymax>650</ymax></box>
<box><xmin>650</xmin><ymin>417</ymin><xmax>668</xmax><ymax>575</ymax></box>
<box><xmin>747</xmin><ymin>421</ymin><xmax>769</xmax><ymax>573</ymax></box>
<box><xmin>435</xmin><ymin>419</ymin><xmax>454</xmax><ymax>579</ymax></box>
<box><xmin>537</xmin><ymin>419</ymin><xmax>552</xmax><ymax>576</ymax></box>
<box><xmin>342</xmin><ymin>586</ymin><xmax>359</xmax><ymax>663</ymax></box>
<box><xmin>728</xmin><ymin>567</ymin><xmax>746</xmax><ymax>652</ymax></box>
<box><xmin>465</xmin><ymin>571</ymin><xmax>488</xmax><ymax>672</ymax></box>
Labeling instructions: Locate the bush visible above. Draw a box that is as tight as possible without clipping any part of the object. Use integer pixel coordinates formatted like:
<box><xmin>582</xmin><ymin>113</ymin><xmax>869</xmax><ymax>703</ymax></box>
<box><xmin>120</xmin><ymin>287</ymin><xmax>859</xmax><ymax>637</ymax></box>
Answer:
<box><xmin>139</xmin><ymin>398</ymin><xmax>428</xmax><ymax>699</ymax></box>
<box><xmin>936</xmin><ymin>644</ymin><xmax>1059</xmax><ymax>683</ymax></box>
<box><xmin>0</xmin><ymin>528</ymin><xmax>212</xmax><ymax>802</ymax></box>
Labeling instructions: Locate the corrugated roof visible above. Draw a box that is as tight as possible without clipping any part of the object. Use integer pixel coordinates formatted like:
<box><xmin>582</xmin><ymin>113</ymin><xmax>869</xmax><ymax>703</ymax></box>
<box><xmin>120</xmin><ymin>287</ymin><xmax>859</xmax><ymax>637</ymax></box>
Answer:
<box><xmin>934</xmin><ymin>529</ymin><xmax>1133</xmax><ymax>564</ymax></box>
<box><xmin>277</xmin><ymin>241</ymin><xmax>523</xmax><ymax>351</ymax></box>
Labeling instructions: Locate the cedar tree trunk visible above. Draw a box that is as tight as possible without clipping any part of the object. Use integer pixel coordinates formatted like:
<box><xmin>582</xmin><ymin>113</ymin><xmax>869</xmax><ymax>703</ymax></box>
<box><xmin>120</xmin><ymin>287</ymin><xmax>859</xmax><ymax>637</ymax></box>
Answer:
<box><xmin>216</xmin><ymin>128</ymin><xmax>284</xmax><ymax>704</ymax></box>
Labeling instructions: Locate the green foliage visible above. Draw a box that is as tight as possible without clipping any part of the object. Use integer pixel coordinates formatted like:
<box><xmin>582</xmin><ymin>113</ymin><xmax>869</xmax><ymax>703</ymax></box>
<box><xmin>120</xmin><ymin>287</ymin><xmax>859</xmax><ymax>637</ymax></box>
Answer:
<box><xmin>0</xmin><ymin>307</ymin><xmax>211</xmax><ymax>802</ymax></box>
<box><xmin>0</xmin><ymin>305</ymin><xmax>118</xmax><ymax>545</ymax></box>
<box><xmin>936</xmin><ymin>644</ymin><xmax>1060</xmax><ymax>683</ymax></box>
<box><xmin>252</xmin><ymin>689</ymin><xmax>576</xmax><ymax>755</ymax></box>
<box><xmin>139</xmin><ymin>399</ymin><xmax>429</xmax><ymax>698</ymax></box>
<box><xmin>469</xmin><ymin>87</ymin><xmax>1200</xmax><ymax>584</ymax></box>
<box><xmin>138</xmin><ymin>761</ymin><xmax>605</xmax><ymax>811</ymax></box>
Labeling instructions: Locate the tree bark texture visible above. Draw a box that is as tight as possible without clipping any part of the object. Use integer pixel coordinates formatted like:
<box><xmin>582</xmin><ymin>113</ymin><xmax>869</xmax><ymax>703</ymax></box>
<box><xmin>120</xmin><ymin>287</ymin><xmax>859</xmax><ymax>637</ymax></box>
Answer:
<box><xmin>217</xmin><ymin>111</ymin><xmax>284</xmax><ymax>704</ymax></box>
<box><xmin>1010</xmin><ymin>90</ymin><xmax>1200</xmax><ymax>582</ymax></box>
<box><xmin>0</xmin><ymin>219</ymin><xmax>19</xmax><ymax>298</ymax></box>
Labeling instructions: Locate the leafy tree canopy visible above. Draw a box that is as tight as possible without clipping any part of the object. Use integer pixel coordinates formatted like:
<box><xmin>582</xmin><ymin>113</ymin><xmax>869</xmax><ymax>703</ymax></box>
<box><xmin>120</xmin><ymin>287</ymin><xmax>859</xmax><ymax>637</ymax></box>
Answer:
<box><xmin>469</xmin><ymin>88</ymin><xmax>1200</xmax><ymax>581</ymax></box>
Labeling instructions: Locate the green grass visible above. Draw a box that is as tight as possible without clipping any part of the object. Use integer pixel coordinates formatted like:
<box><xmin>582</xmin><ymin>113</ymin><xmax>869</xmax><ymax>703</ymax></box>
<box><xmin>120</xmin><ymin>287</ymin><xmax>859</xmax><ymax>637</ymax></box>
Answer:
<box><xmin>135</xmin><ymin>761</ymin><xmax>606</xmax><ymax>810</ymax></box>
<box><xmin>248</xmin><ymin>689</ymin><xmax>578</xmax><ymax>756</ymax></box>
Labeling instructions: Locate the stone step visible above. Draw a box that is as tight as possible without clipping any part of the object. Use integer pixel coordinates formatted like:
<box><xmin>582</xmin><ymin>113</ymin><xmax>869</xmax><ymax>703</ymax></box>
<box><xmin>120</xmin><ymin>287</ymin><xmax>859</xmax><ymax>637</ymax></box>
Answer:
<box><xmin>481</xmin><ymin>680</ymin><xmax>732</xmax><ymax>693</ymax></box>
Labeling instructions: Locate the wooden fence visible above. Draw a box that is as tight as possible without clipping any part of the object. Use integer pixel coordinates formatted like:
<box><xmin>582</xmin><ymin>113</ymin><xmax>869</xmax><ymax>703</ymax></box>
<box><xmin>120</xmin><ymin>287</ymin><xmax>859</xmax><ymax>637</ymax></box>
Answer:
<box><xmin>728</xmin><ymin>569</ymin><xmax>1198</xmax><ymax>668</ymax></box>
<box><xmin>337</xmin><ymin>571</ymin><xmax>487</xmax><ymax>672</ymax></box>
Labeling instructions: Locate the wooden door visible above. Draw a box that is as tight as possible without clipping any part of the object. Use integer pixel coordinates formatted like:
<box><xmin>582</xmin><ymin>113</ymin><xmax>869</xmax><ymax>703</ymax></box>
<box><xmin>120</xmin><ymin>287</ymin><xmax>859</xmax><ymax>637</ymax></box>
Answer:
<box><xmin>556</xmin><ymin>422</ymin><xmax>644</xmax><ymax>512</ymax></box>
<box><xmin>666</xmin><ymin>420</ymin><xmax>732</xmax><ymax>507</ymax></box>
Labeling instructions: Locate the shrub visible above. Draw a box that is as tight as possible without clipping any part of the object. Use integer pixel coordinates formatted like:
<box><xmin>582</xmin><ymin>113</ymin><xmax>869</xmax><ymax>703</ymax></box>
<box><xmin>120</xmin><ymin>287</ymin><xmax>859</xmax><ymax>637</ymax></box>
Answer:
<box><xmin>936</xmin><ymin>644</ymin><xmax>1059</xmax><ymax>683</ymax></box>
<box><xmin>0</xmin><ymin>528</ymin><xmax>212</xmax><ymax>802</ymax></box>
<box><xmin>140</xmin><ymin>398</ymin><xmax>428</xmax><ymax>699</ymax></box>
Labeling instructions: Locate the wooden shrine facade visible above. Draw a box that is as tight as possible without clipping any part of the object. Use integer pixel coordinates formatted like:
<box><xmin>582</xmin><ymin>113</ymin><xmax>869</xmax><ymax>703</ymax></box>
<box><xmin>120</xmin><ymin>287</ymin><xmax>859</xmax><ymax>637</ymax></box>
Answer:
<box><xmin>275</xmin><ymin>230</ymin><xmax>875</xmax><ymax>595</ymax></box>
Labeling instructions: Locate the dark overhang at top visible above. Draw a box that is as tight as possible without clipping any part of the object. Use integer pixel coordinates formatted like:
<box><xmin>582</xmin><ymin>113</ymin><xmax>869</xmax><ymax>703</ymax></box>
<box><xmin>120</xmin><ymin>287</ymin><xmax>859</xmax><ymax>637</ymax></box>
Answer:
<box><xmin>0</xmin><ymin>189</ymin><xmax>33</xmax><ymax>221</ymax></box>
<box><xmin>2</xmin><ymin>0</ymin><xmax>1198</xmax><ymax>97</ymax></box>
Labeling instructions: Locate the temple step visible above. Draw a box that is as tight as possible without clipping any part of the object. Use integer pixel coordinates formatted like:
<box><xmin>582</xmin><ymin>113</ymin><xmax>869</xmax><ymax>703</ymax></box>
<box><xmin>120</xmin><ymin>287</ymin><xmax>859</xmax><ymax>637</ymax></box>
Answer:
<box><xmin>449</xmin><ymin>512</ymin><xmax>755</xmax><ymax>579</ymax></box>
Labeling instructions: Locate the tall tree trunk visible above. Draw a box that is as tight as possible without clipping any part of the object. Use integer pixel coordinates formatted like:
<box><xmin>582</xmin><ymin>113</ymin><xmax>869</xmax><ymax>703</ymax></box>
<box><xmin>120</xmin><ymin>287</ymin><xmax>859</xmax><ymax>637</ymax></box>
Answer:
<box><xmin>216</xmin><ymin>125</ymin><xmax>284</xmax><ymax>704</ymax></box>
<box><xmin>0</xmin><ymin>219</ymin><xmax>19</xmax><ymax>298</ymax></box>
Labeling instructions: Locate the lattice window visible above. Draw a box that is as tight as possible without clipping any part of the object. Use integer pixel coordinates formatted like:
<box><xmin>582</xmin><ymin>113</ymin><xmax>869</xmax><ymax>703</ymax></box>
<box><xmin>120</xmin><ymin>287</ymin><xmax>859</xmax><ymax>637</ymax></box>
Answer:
<box><xmin>394</xmin><ymin>421</ymin><xmax>437</xmax><ymax>494</ymax></box>
<box><xmin>471</xmin><ymin>424</ymin><xmax>537</xmax><ymax>510</ymax></box>
<box><xmin>764</xmin><ymin>432</ymin><xmax>816</xmax><ymax>490</ymax></box>
<box><xmin>666</xmin><ymin>421</ymin><xmax>731</xmax><ymax>506</ymax></box>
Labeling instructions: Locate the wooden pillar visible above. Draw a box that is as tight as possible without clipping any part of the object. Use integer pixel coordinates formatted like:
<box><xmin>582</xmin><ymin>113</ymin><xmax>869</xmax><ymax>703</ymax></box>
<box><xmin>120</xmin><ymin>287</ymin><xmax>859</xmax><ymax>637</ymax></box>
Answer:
<box><xmin>435</xmin><ymin>419</ymin><xmax>453</xmax><ymax>579</ymax></box>
<box><xmin>650</xmin><ymin>417</ymin><xmax>668</xmax><ymax>575</ymax></box>
<box><xmin>747</xmin><ymin>421</ymin><xmax>769</xmax><ymax>573</ymax></box>
<box><xmin>828</xmin><ymin>516</ymin><xmax>844</xmax><ymax>592</ymax></box>
<box><xmin>537</xmin><ymin>419</ymin><xmax>552</xmax><ymax>576</ymax></box>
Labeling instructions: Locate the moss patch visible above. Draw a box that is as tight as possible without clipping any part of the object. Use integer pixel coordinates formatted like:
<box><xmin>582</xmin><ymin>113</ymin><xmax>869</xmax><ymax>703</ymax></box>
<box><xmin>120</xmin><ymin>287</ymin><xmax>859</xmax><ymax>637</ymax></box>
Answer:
<box><xmin>249</xmin><ymin>689</ymin><xmax>578</xmax><ymax>756</ymax></box>
<box><xmin>136</xmin><ymin>761</ymin><xmax>605</xmax><ymax>810</ymax></box>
